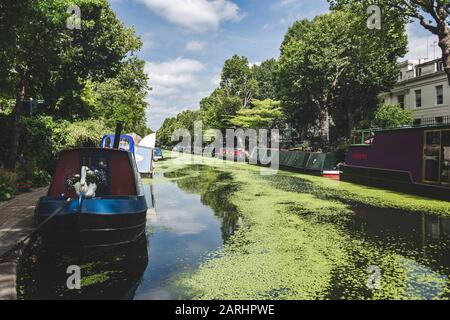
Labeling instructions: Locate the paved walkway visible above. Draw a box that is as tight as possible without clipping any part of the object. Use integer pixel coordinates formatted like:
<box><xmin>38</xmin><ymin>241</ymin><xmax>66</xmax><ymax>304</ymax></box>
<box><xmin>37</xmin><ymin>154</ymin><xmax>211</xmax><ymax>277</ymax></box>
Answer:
<box><xmin>0</xmin><ymin>188</ymin><xmax>47</xmax><ymax>300</ymax></box>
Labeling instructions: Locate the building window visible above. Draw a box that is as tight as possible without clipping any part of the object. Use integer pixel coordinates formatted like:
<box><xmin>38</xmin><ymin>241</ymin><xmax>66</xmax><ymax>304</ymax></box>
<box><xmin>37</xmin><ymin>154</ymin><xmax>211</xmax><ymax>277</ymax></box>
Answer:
<box><xmin>398</xmin><ymin>72</ymin><xmax>403</xmax><ymax>81</ymax></box>
<box><xmin>415</xmin><ymin>90</ymin><xmax>422</xmax><ymax>107</ymax></box>
<box><xmin>438</xmin><ymin>61</ymin><xmax>444</xmax><ymax>72</ymax></box>
<box><xmin>398</xmin><ymin>94</ymin><xmax>405</xmax><ymax>108</ymax></box>
<box><xmin>416</xmin><ymin>67</ymin><xmax>422</xmax><ymax>77</ymax></box>
<box><xmin>414</xmin><ymin>119</ymin><xmax>422</xmax><ymax>126</ymax></box>
<box><xmin>436</xmin><ymin>85</ymin><xmax>444</xmax><ymax>105</ymax></box>
<box><xmin>436</xmin><ymin>116</ymin><xmax>444</xmax><ymax>124</ymax></box>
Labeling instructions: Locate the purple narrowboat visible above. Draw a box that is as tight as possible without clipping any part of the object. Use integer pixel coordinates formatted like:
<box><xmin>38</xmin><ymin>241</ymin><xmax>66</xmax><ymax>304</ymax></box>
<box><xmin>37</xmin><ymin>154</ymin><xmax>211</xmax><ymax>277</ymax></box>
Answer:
<box><xmin>342</xmin><ymin>124</ymin><xmax>450</xmax><ymax>201</ymax></box>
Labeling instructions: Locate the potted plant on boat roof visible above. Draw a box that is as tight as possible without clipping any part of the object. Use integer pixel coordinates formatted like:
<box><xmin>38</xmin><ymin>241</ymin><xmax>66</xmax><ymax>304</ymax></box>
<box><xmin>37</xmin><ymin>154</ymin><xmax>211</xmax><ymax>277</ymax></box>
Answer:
<box><xmin>66</xmin><ymin>166</ymin><xmax>106</xmax><ymax>198</ymax></box>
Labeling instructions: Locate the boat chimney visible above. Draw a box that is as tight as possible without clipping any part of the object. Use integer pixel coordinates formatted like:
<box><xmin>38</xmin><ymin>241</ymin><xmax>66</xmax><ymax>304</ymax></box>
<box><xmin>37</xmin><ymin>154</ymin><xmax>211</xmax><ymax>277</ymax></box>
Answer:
<box><xmin>113</xmin><ymin>121</ymin><xmax>123</xmax><ymax>149</ymax></box>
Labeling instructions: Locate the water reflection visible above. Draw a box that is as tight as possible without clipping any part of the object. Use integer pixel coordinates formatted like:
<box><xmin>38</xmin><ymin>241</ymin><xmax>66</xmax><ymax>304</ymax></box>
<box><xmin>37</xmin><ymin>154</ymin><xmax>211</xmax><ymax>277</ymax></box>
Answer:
<box><xmin>134</xmin><ymin>168</ymin><xmax>240</xmax><ymax>299</ymax></box>
<box><xmin>351</xmin><ymin>204</ymin><xmax>450</xmax><ymax>269</ymax></box>
<box><xmin>17</xmin><ymin>235</ymin><xmax>149</xmax><ymax>300</ymax></box>
<box><xmin>166</xmin><ymin>165</ymin><xmax>240</xmax><ymax>241</ymax></box>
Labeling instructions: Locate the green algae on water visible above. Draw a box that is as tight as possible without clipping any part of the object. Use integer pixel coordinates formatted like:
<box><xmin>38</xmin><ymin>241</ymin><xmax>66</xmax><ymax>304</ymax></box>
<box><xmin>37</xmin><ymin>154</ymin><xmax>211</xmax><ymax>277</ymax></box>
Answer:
<box><xmin>155</xmin><ymin>153</ymin><xmax>450</xmax><ymax>300</ymax></box>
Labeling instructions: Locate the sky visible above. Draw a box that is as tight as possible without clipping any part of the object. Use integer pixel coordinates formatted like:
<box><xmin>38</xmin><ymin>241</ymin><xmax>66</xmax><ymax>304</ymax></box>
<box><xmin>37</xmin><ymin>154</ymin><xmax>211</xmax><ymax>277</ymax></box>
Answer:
<box><xmin>108</xmin><ymin>0</ymin><xmax>440</xmax><ymax>131</ymax></box>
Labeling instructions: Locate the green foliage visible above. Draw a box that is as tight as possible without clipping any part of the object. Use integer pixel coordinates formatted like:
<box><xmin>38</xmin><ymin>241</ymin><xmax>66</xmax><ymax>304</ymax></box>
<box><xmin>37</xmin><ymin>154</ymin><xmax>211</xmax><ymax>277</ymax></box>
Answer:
<box><xmin>87</xmin><ymin>58</ymin><xmax>150</xmax><ymax>136</ymax></box>
<box><xmin>221</xmin><ymin>55</ymin><xmax>258</xmax><ymax>108</ymax></box>
<box><xmin>374</xmin><ymin>104</ymin><xmax>414</xmax><ymax>128</ymax></box>
<box><xmin>157</xmin><ymin>110</ymin><xmax>200</xmax><ymax>147</ymax></box>
<box><xmin>252</xmin><ymin>59</ymin><xmax>278</xmax><ymax>100</ymax></box>
<box><xmin>56</xmin><ymin>119</ymin><xmax>110</xmax><ymax>150</ymax></box>
<box><xmin>2</xmin><ymin>116</ymin><xmax>109</xmax><ymax>188</ymax></box>
<box><xmin>157</xmin><ymin>117</ymin><xmax>178</xmax><ymax>147</ymax></box>
<box><xmin>0</xmin><ymin>169</ymin><xmax>18</xmax><ymax>201</ymax></box>
<box><xmin>229</xmin><ymin>99</ymin><xmax>285</xmax><ymax>129</ymax></box>
<box><xmin>200</xmin><ymin>88</ymin><xmax>242</xmax><ymax>130</ymax></box>
<box><xmin>29</xmin><ymin>169</ymin><xmax>52</xmax><ymax>188</ymax></box>
<box><xmin>278</xmin><ymin>8</ymin><xmax>407</xmax><ymax>140</ymax></box>
<box><xmin>0</xmin><ymin>0</ymin><xmax>151</xmax><ymax>170</ymax></box>
<box><xmin>280</xmin><ymin>19</ymin><xmax>313</xmax><ymax>54</ymax></box>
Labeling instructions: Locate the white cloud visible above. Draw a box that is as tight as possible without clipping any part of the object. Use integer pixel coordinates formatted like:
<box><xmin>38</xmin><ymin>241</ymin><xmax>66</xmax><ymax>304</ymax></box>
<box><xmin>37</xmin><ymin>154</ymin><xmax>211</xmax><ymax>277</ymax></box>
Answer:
<box><xmin>145</xmin><ymin>57</ymin><xmax>205</xmax><ymax>96</ymax></box>
<box><xmin>185</xmin><ymin>40</ymin><xmax>207</xmax><ymax>52</ymax></box>
<box><xmin>136</xmin><ymin>0</ymin><xmax>244</xmax><ymax>33</ymax></box>
<box><xmin>145</xmin><ymin>57</ymin><xmax>217</xmax><ymax>130</ymax></box>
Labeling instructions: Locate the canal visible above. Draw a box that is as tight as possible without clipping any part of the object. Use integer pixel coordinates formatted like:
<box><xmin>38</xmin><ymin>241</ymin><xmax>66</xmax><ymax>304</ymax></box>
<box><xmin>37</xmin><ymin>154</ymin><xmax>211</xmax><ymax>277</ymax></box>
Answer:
<box><xmin>15</xmin><ymin>157</ymin><xmax>450</xmax><ymax>300</ymax></box>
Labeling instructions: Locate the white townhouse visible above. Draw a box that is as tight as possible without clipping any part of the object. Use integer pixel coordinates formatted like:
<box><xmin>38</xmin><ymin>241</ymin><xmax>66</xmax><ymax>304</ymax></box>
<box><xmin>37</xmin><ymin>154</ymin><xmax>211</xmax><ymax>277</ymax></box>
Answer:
<box><xmin>380</xmin><ymin>58</ymin><xmax>450</xmax><ymax>126</ymax></box>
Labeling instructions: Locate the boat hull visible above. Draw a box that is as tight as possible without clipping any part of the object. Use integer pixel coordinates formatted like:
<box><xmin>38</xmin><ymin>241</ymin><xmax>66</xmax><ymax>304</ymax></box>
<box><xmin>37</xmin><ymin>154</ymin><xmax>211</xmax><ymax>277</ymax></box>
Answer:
<box><xmin>342</xmin><ymin>165</ymin><xmax>450</xmax><ymax>201</ymax></box>
<box><xmin>35</xmin><ymin>196</ymin><xmax>147</xmax><ymax>248</ymax></box>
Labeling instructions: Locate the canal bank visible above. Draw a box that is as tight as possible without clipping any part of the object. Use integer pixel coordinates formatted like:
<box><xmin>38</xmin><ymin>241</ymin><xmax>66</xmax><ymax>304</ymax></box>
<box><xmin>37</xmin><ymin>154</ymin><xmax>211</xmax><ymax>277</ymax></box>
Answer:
<box><xmin>0</xmin><ymin>187</ymin><xmax>47</xmax><ymax>299</ymax></box>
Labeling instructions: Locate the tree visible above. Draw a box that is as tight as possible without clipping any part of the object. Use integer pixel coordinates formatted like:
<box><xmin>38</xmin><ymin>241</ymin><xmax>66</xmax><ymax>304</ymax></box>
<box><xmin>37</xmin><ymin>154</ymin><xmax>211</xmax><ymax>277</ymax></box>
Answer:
<box><xmin>88</xmin><ymin>58</ymin><xmax>150</xmax><ymax>136</ymax></box>
<box><xmin>157</xmin><ymin>117</ymin><xmax>177</xmax><ymax>147</ymax></box>
<box><xmin>278</xmin><ymin>9</ymin><xmax>407</xmax><ymax>143</ymax></box>
<box><xmin>0</xmin><ymin>0</ymin><xmax>142</xmax><ymax>169</ymax></box>
<box><xmin>220</xmin><ymin>55</ymin><xmax>258</xmax><ymax>108</ymax></box>
<box><xmin>200</xmin><ymin>88</ymin><xmax>242</xmax><ymax>130</ymax></box>
<box><xmin>328</xmin><ymin>2</ymin><xmax>408</xmax><ymax>138</ymax></box>
<box><xmin>229</xmin><ymin>99</ymin><xmax>285</xmax><ymax>129</ymax></box>
<box><xmin>331</xmin><ymin>1</ymin><xmax>450</xmax><ymax>84</ymax></box>
<box><xmin>374</xmin><ymin>104</ymin><xmax>414</xmax><ymax>128</ymax></box>
<box><xmin>280</xmin><ymin>19</ymin><xmax>314</xmax><ymax>54</ymax></box>
<box><xmin>252</xmin><ymin>59</ymin><xmax>278</xmax><ymax>100</ymax></box>
<box><xmin>279</xmin><ymin>13</ymin><xmax>353</xmax><ymax>143</ymax></box>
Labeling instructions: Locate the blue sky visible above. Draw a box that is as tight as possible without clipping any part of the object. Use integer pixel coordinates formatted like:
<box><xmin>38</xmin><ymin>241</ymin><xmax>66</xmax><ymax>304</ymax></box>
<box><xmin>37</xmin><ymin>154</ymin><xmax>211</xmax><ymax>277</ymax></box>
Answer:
<box><xmin>108</xmin><ymin>0</ymin><xmax>439</xmax><ymax>130</ymax></box>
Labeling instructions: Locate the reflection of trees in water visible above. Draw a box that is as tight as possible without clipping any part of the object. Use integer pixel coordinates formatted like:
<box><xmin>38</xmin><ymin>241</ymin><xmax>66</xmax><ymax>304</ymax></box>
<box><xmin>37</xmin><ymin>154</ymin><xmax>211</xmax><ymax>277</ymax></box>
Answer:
<box><xmin>327</xmin><ymin>206</ymin><xmax>450</xmax><ymax>300</ymax></box>
<box><xmin>167</xmin><ymin>165</ymin><xmax>240</xmax><ymax>242</ymax></box>
<box><xmin>17</xmin><ymin>236</ymin><xmax>149</xmax><ymax>300</ymax></box>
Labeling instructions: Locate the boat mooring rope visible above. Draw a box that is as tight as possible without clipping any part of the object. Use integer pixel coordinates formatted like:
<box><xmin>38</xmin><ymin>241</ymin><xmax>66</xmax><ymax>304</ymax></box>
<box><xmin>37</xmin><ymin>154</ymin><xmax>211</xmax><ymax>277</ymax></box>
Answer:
<box><xmin>0</xmin><ymin>198</ymin><xmax>72</xmax><ymax>263</ymax></box>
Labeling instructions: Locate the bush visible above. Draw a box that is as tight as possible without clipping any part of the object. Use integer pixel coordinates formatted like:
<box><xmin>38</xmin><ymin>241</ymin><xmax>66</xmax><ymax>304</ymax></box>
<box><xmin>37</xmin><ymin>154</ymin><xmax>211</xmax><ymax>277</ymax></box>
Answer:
<box><xmin>30</xmin><ymin>168</ymin><xmax>52</xmax><ymax>187</ymax></box>
<box><xmin>1</xmin><ymin>115</ymin><xmax>111</xmax><ymax>187</ymax></box>
<box><xmin>374</xmin><ymin>104</ymin><xmax>413</xmax><ymax>129</ymax></box>
<box><xmin>0</xmin><ymin>169</ymin><xmax>18</xmax><ymax>201</ymax></box>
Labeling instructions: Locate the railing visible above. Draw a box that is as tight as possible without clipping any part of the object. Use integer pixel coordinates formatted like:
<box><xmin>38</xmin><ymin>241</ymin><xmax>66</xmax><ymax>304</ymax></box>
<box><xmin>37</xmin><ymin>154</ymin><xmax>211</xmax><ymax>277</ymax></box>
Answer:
<box><xmin>414</xmin><ymin>115</ymin><xmax>450</xmax><ymax>127</ymax></box>
<box><xmin>351</xmin><ymin>115</ymin><xmax>450</xmax><ymax>146</ymax></box>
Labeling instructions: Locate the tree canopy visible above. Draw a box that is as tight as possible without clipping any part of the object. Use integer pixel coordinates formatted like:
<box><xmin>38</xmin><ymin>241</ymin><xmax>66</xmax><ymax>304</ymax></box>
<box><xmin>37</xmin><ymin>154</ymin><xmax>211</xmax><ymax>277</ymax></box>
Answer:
<box><xmin>0</xmin><ymin>0</ymin><xmax>150</xmax><ymax>168</ymax></box>
<box><xmin>374</xmin><ymin>104</ymin><xmax>414</xmax><ymax>128</ymax></box>
<box><xmin>278</xmin><ymin>7</ymin><xmax>407</xmax><ymax>143</ymax></box>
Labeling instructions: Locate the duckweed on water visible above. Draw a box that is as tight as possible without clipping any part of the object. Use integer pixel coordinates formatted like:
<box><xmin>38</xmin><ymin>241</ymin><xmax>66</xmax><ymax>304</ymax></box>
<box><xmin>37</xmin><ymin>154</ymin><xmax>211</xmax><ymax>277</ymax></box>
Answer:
<box><xmin>157</xmin><ymin>154</ymin><xmax>450</xmax><ymax>300</ymax></box>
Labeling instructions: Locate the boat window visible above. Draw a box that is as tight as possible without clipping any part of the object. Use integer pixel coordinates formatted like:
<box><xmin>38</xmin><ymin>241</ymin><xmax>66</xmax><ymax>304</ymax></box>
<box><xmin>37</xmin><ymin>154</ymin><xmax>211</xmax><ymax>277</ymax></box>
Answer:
<box><xmin>352</xmin><ymin>131</ymin><xmax>373</xmax><ymax>146</ymax></box>
<box><xmin>119</xmin><ymin>138</ymin><xmax>131</xmax><ymax>152</ymax></box>
<box><xmin>424</xmin><ymin>131</ymin><xmax>441</xmax><ymax>183</ymax></box>
<box><xmin>441</xmin><ymin>131</ymin><xmax>450</xmax><ymax>184</ymax></box>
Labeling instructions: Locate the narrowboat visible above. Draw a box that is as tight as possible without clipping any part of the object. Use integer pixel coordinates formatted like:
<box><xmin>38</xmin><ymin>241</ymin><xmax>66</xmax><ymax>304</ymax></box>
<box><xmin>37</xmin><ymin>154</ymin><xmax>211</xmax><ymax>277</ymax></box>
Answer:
<box><xmin>249</xmin><ymin>148</ymin><xmax>340</xmax><ymax>178</ymax></box>
<box><xmin>342</xmin><ymin>123</ymin><xmax>450</xmax><ymax>201</ymax></box>
<box><xmin>35</xmin><ymin>147</ymin><xmax>148</xmax><ymax>248</ymax></box>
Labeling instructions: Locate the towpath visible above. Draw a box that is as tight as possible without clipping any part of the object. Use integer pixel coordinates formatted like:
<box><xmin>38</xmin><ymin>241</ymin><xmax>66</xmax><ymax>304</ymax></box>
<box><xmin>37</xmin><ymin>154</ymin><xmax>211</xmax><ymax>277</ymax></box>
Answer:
<box><xmin>0</xmin><ymin>188</ymin><xmax>47</xmax><ymax>299</ymax></box>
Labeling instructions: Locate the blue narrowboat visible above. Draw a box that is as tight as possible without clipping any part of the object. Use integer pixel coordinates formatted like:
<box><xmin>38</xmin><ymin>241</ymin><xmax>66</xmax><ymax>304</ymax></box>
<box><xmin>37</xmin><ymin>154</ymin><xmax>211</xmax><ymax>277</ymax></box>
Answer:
<box><xmin>35</xmin><ymin>147</ymin><xmax>148</xmax><ymax>248</ymax></box>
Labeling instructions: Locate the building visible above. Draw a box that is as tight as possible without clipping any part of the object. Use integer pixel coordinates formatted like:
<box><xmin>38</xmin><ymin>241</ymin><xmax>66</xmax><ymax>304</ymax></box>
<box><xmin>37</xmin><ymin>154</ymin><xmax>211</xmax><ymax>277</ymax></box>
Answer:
<box><xmin>380</xmin><ymin>58</ymin><xmax>450</xmax><ymax>126</ymax></box>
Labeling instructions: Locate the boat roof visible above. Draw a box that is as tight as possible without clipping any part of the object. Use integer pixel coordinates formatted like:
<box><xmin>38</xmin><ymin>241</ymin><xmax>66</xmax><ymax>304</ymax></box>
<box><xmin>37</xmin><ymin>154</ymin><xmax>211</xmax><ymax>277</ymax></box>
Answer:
<box><xmin>59</xmin><ymin>147</ymin><xmax>132</xmax><ymax>155</ymax></box>
<box><xmin>355</xmin><ymin>122</ymin><xmax>450</xmax><ymax>134</ymax></box>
